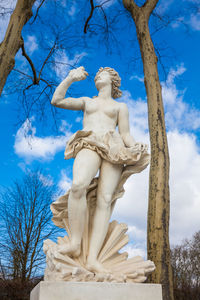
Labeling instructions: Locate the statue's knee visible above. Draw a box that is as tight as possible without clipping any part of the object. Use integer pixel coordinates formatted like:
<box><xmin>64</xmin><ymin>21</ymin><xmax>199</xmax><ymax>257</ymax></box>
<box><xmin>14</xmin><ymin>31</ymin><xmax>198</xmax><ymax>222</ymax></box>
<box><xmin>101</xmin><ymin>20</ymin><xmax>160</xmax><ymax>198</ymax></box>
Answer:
<box><xmin>98</xmin><ymin>193</ymin><xmax>112</xmax><ymax>209</ymax></box>
<box><xmin>70</xmin><ymin>182</ymin><xmax>87</xmax><ymax>198</ymax></box>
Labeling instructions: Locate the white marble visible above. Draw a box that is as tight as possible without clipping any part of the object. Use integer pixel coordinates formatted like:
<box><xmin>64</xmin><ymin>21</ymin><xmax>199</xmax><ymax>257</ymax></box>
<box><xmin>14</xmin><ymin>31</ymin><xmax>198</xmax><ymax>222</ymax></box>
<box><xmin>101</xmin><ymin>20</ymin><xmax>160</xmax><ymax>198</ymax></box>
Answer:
<box><xmin>31</xmin><ymin>282</ymin><xmax>162</xmax><ymax>300</ymax></box>
<box><xmin>43</xmin><ymin>67</ymin><xmax>154</xmax><ymax>282</ymax></box>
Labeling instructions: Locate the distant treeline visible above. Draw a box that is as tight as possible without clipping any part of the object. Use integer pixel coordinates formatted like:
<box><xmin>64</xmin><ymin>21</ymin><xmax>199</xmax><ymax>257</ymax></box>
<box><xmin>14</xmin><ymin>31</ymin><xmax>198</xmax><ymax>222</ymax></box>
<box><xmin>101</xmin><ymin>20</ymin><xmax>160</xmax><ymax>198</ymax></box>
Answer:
<box><xmin>171</xmin><ymin>230</ymin><xmax>200</xmax><ymax>300</ymax></box>
<box><xmin>0</xmin><ymin>277</ymin><xmax>41</xmax><ymax>300</ymax></box>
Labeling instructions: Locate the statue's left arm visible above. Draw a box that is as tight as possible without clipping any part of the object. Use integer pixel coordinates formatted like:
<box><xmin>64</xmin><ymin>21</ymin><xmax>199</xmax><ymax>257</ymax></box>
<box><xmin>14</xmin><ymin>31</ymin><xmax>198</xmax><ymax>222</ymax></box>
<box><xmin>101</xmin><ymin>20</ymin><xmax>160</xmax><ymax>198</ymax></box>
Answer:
<box><xmin>118</xmin><ymin>103</ymin><xmax>136</xmax><ymax>147</ymax></box>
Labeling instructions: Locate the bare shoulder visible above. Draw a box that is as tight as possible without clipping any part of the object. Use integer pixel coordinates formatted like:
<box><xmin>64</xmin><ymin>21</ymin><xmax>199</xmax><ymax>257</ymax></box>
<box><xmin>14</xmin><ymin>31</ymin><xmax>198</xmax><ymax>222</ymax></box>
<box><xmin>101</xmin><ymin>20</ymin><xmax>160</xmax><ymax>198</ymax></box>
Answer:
<box><xmin>83</xmin><ymin>96</ymin><xmax>94</xmax><ymax>106</ymax></box>
<box><xmin>111</xmin><ymin>99</ymin><xmax>127</xmax><ymax>109</ymax></box>
<box><xmin>117</xmin><ymin>102</ymin><xmax>129</xmax><ymax>113</ymax></box>
<box><xmin>82</xmin><ymin>96</ymin><xmax>92</xmax><ymax>106</ymax></box>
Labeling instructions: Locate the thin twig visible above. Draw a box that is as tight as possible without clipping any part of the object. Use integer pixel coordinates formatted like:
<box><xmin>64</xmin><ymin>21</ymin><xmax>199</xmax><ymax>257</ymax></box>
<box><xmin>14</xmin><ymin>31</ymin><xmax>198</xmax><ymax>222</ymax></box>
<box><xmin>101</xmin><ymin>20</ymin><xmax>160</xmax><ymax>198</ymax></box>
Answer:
<box><xmin>13</xmin><ymin>68</ymin><xmax>33</xmax><ymax>79</ymax></box>
<box><xmin>38</xmin><ymin>41</ymin><xmax>56</xmax><ymax>80</ymax></box>
<box><xmin>99</xmin><ymin>6</ymin><xmax>108</xmax><ymax>33</ymax></box>
<box><xmin>30</xmin><ymin>0</ymin><xmax>46</xmax><ymax>24</ymax></box>
<box><xmin>23</xmin><ymin>83</ymin><xmax>34</xmax><ymax>95</ymax></box>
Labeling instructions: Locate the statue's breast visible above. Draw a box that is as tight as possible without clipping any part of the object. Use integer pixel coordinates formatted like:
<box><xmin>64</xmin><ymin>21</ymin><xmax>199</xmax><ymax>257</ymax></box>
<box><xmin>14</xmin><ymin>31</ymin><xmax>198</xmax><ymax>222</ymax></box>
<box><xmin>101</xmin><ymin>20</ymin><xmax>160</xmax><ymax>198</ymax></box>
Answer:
<box><xmin>85</xmin><ymin>101</ymin><xmax>99</xmax><ymax>114</ymax></box>
<box><xmin>85</xmin><ymin>100</ymin><xmax>118</xmax><ymax>120</ymax></box>
<box><xmin>102</xmin><ymin>106</ymin><xmax>118</xmax><ymax>119</ymax></box>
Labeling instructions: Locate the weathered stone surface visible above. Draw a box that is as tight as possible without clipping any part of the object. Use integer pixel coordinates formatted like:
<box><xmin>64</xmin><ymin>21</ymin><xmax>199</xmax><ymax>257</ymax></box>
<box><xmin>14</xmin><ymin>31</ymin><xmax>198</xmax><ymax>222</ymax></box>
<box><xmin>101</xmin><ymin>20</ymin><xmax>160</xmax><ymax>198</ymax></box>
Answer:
<box><xmin>31</xmin><ymin>282</ymin><xmax>163</xmax><ymax>300</ymax></box>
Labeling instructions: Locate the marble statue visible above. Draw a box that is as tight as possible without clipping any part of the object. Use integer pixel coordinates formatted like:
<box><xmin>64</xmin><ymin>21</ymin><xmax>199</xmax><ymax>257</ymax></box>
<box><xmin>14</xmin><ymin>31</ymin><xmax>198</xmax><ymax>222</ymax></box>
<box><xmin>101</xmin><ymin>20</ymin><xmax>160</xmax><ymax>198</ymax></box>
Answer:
<box><xmin>43</xmin><ymin>66</ymin><xmax>155</xmax><ymax>283</ymax></box>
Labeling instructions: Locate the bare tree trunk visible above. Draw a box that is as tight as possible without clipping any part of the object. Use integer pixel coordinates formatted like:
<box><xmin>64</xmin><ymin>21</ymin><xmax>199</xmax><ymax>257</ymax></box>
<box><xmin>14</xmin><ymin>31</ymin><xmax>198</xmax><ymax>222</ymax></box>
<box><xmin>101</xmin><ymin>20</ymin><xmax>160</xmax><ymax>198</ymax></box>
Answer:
<box><xmin>137</xmin><ymin>14</ymin><xmax>173</xmax><ymax>300</ymax></box>
<box><xmin>0</xmin><ymin>0</ymin><xmax>36</xmax><ymax>96</ymax></box>
<box><xmin>123</xmin><ymin>1</ymin><xmax>174</xmax><ymax>300</ymax></box>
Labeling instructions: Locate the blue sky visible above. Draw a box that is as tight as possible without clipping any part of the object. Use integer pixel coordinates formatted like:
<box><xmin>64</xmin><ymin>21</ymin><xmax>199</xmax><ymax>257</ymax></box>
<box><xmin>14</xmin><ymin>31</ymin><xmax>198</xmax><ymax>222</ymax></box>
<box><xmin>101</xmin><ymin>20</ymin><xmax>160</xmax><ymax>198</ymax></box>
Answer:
<box><xmin>0</xmin><ymin>0</ymin><xmax>200</xmax><ymax>258</ymax></box>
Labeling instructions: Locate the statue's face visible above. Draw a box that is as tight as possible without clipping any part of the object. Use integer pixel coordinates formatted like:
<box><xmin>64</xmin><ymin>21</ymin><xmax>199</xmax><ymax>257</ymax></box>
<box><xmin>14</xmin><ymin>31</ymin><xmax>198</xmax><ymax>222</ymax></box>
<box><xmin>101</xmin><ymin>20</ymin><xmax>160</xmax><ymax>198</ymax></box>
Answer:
<box><xmin>95</xmin><ymin>71</ymin><xmax>111</xmax><ymax>91</ymax></box>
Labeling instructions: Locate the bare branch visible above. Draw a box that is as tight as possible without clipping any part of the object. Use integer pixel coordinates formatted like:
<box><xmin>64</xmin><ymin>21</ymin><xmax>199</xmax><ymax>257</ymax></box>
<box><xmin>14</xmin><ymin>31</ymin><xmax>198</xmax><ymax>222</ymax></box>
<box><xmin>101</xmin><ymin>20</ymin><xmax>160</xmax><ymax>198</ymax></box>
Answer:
<box><xmin>84</xmin><ymin>0</ymin><xmax>112</xmax><ymax>33</ymax></box>
<box><xmin>143</xmin><ymin>0</ymin><xmax>159</xmax><ymax>18</ymax></box>
<box><xmin>84</xmin><ymin>0</ymin><xmax>95</xmax><ymax>33</ymax></box>
<box><xmin>30</xmin><ymin>0</ymin><xmax>46</xmax><ymax>24</ymax></box>
<box><xmin>13</xmin><ymin>68</ymin><xmax>33</xmax><ymax>80</ymax></box>
<box><xmin>21</xmin><ymin>38</ymin><xmax>38</xmax><ymax>85</ymax></box>
<box><xmin>98</xmin><ymin>6</ymin><xmax>108</xmax><ymax>33</ymax></box>
<box><xmin>0</xmin><ymin>0</ymin><xmax>36</xmax><ymax>96</ymax></box>
<box><xmin>122</xmin><ymin>0</ymin><xmax>140</xmax><ymax>18</ymax></box>
<box><xmin>123</xmin><ymin>0</ymin><xmax>159</xmax><ymax>20</ymax></box>
<box><xmin>20</xmin><ymin>38</ymin><xmax>56</xmax><ymax>99</ymax></box>
<box><xmin>0</xmin><ymin>170</ymin><xmax>58</xmax><ymax>281</ymax></box>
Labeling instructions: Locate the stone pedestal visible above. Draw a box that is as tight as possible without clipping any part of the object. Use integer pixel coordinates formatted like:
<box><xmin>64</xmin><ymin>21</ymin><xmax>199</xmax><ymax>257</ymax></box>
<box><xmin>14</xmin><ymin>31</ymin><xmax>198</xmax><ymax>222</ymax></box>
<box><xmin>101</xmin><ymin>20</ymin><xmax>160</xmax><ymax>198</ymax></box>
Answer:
<box><xmin>30</xmin><ymin>281</ymin><xmax>162</xmax><ymax>300</ymax></box>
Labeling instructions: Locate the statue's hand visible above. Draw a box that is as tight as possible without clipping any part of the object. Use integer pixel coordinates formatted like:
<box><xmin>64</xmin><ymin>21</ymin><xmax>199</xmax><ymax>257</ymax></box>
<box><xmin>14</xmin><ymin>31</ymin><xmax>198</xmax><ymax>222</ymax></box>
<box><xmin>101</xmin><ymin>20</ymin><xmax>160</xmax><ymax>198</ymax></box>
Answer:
<box><xmin>68</xmin><ymin>66</ymin><xmax>88</xmax><ymax>82</ymax></box>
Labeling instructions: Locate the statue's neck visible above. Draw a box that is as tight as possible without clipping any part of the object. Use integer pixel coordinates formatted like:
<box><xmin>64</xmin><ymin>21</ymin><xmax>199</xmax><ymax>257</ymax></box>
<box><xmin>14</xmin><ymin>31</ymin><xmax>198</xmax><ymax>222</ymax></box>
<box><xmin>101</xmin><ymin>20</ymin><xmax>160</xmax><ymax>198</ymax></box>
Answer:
<box><xmin>98</xmin><ymin>85</ymin><xmax>112</xmax><ymax>100</ymax></box>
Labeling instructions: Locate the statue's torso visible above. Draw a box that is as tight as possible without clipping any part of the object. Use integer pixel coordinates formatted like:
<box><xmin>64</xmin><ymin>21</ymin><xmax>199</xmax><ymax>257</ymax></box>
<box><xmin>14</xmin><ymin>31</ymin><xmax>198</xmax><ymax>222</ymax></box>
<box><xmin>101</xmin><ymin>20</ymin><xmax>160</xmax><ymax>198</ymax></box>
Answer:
<box><xmin>83</xmin><ymin>98</ymin><xmax>120</xmax><ymax>133</ymax></box>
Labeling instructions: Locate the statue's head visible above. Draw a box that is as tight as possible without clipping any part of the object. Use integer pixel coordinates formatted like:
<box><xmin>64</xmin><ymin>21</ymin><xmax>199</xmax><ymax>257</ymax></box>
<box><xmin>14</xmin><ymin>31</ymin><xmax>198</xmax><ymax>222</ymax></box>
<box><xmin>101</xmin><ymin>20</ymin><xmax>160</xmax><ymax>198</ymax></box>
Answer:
<box><xmin>94</xmin><ymin>67</ymin><xmax>122</xmax><ymax>99</ymax></box>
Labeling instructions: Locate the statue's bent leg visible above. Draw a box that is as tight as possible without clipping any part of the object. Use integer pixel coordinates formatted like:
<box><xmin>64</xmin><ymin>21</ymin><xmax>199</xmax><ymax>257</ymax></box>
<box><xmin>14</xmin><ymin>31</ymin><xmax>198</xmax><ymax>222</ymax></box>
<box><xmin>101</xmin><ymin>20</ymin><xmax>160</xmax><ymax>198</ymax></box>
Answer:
<box><xmin>87</xmin><ymin>160</ymin><xmax>123</xmax><ymax>272</ymax></box>
<box><xmin>59</xmin><ymin>148</ymin><xmax>101</xmax><ymax>256</ymax></box>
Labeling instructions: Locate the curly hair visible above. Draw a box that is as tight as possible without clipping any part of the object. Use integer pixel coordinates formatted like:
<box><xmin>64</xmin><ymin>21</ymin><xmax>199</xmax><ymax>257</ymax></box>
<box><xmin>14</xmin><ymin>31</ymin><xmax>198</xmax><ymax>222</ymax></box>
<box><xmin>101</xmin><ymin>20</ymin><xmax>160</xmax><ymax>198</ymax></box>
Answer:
<box><xmin>94</xmin><ymin>67</ymin><xmax>122</xmax><ymax>99</ymax></box>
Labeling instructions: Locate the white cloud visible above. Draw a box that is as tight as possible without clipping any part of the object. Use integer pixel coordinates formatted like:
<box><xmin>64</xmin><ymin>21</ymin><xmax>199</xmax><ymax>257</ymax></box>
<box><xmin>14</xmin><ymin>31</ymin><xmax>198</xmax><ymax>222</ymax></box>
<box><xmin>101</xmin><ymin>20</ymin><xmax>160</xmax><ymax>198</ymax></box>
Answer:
<box><xmin>171</xmin><ymin>17</ymin><xmax>185</xmax><ymax>29</ymax></box>
<box><xmin>96</xmin><ymin>0</ymin><xmax>117</xmax><ymax>8</ymax></box>
<box><xmin>25</xmin><ymin>35</ymin><xmax>38</xmax><ymax>54</ymax></box>
<box><xmin>59</xmin><ymin>120</ymin><xmax>72</xmax><ymax>133</ymax></box>
<box><xmin>112</xmin><ymin>167</ymin><xmax>149</xmax><ymax>234</ymax></box>
<box><xmin>68</xmin><ymin>2</ymin><xmax>76</xmax><ymax>16</ymax></box>
<box><xmin>14</xmin><ymin>117</ymin><xmax>72</xmax><ymax>161</ymax></box>
<box><xmin>112</xmin><ymin>65</ymin><xmax>200</xmax><ymax>255</ymax></box>
<box><xmin>168</xmin><ymin>131</ymin><xmax>200</xmax><ymax>245</ymax></box>
<box><xmin>190</xmin><ymin>12</ymin><xmax>200</xmax><ymax>30</ymax></box>
<box><xmin>17</xmin><ymin>163</ymin><xmax>54</xmax><ymax>186</ymax></box>
<box><xmin>165</xmin><ymin>64</ymin><xmax>186</xmax><ymax>85</ymax></box>
<box><xmin>38</xmin><ymin>172</ymin><xmax>54</xmax><ymax>187</ymax></box>
<box><xmin>60</xmin><ymin>0</ymin><xmax>77</xmax><ymax>16</ymax></box>
<box><xmin>162</xmin><ymin>65</ymin><xmax>200</xmax><ymax>131</ymax></box>
<box><xmin>155</xmin><ymin>0</ymin><xmax>174</xmax><ymax>15</ymax></box>
<box><xmin>0</xmin><ymin>0</ymin><xmax>17</xmax><ymax>42</ymax></box>
<box><xmin>121</xmin><ymin>90</ymin><xmax>149</xmax><ymax>141</ymax></box>
<box><xmin>122</xmin><ymin>243</ymin><xmax>146</xmax><ymax>259</ymax></box>
<box><xmin>171</xmin><ymin>9</ymin><xmax>200</xmax><ymax>32</ymax></box>
<box><xmin>60</xmin><ymin>0</ymin><xmax>67</xmax><ymax>7</ymax></box>
<box><xmin>75</xmin><ymin>116</ymin><xmax>82</xmax><ymax>123</ymax></box>
<box><xmin>129</xmin><ymin>75</ymin><xmax>144</xmax><ymax>83</ymax></box>
<box><xmin>53</xmin><ymin>50</ymin><xmax>87</xmax><ymax>80</ymax></box>
<box><xmin>18</xmin><ymin>162</ymin><xmax>28</xmax><ymax>172</ymax></box>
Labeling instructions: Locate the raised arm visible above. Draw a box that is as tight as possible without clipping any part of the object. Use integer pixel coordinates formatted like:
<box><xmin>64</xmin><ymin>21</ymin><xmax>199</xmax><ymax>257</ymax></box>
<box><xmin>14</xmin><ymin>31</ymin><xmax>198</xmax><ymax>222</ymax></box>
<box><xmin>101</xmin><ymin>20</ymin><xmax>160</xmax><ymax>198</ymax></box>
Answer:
<box><xmin>51</xmin><ymin>66</ymin><xmax>90</xmax><ymax>110</ymax></box>
<box><xmin>118</xmin><ymin>103</ymin><xmax>136</xmax><ymax>147</ymax></box>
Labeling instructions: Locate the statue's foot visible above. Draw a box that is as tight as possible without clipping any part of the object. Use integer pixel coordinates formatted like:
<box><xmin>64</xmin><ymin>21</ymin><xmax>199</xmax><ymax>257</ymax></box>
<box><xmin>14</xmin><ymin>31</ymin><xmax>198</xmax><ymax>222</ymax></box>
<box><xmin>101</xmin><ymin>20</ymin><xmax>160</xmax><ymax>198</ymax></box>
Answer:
<box><xmin>58</xmin><ymin>242</ymin><xmax>81</xmax><ymax>257</ymax></box>
<box><xmin>86</xmin><ymin>259</ymin><xmax>109</xmax><ymax>274</ymax></box>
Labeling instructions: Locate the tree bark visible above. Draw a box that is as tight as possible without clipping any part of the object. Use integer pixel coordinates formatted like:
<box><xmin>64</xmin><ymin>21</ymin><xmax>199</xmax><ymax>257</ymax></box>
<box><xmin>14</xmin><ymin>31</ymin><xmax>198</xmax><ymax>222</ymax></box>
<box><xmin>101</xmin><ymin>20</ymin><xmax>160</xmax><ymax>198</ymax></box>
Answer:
<box><xmin>0</xmin><ymin>0</ymin><xmax>36</xmax><ymax>96</ymax></box>
<box><xmin>123</xmin><ymin>1</ymin><xmax>174</xmax><ymax>300</ymax></box>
